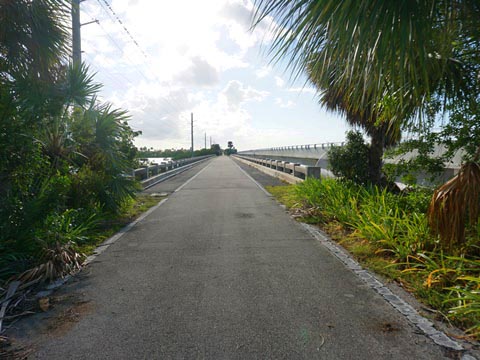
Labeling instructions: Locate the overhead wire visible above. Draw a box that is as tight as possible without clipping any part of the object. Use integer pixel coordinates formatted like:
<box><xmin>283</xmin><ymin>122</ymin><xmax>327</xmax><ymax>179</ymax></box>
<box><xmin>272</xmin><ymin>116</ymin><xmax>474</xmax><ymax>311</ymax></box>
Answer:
<box><xmin>97</xmin><ymin>0</ymin><xmax>186</xmax><ymax>112</ymax></box>
<box><xmin>82</xmin><ymin>1</ymin><xmax>198</xmax><ymax>146</ymax></box>
<box><xmin>81</xmin><ymin>30</ymin><xmax>184</xmax><ymax>132</ymax></box>
<box><xmin>96</xmin><ymin>0</ymin><xmax>148</xmax><ymax>58</ymax></box>
<box><xmin>82</xmin><ymin>5</ymin><xmax>186</xmax><ymax>129</ymax></box>
<box><xmin>93</xmin><ymin>0</ymin><xmax>189</xmax><ymax>112</ymax></box>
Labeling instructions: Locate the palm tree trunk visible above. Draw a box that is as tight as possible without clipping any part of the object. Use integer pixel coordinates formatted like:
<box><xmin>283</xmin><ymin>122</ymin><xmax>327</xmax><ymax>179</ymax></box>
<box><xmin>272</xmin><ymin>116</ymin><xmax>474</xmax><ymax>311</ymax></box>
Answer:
<box><xmin>368</xmin><ymin>124</ymin><xmax>386</xmax><ymax>186</ymax></box>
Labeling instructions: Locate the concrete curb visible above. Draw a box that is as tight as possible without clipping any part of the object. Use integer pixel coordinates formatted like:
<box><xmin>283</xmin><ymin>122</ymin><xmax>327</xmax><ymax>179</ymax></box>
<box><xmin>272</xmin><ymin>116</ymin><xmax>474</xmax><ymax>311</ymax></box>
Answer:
<box><xmin>301</xmin><ymin>223</ymin><xmax>475</xmax><ymax>356</ymax></box>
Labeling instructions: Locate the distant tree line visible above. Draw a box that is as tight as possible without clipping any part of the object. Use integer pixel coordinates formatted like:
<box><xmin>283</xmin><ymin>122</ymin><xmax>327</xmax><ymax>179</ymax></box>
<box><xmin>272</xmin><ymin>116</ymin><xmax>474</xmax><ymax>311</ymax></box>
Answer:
<box><xmin>137</xmin><ymin>144</ymin><xmax>222</xmax><ymax>160</ymax></box>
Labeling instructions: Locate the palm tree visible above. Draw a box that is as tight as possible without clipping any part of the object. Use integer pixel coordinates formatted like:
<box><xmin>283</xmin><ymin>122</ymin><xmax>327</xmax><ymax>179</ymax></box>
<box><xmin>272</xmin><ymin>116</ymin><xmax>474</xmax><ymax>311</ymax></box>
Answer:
<box><xmin>70</xmin><ymin>98</ymin><xmax>138</xmax><ymax>213</ymax></box>
<box><xmin>306</xmin><ymin>58</ymin><xmax>404</xmax><ymax>185</ymax></box>
<box><xmin>0</xmin><ymin>0</ymin><xmax>69</xmax><ymax>80</ymax></box>
<box><xmin>0</xmin><ymin>0</ymin><xmax>70</xmax><ymax>175</ymax></box>
<box><xmin>35</xmin><ymin>63</ymin><xmax>101</xmax><ymax>170</ymax></box>
<box><xmin>253</xmin><ymin>0</ymin><xmax>480</xmax><ymax>246</ymax></box>
<box><xmin>253</xmin><ymin>0</ymin><xmax>476</xmax><ymax>113</ymax></box>
<box><xmin>0</xmin><ymin>0</ymin><xmax>70</xmax><ymax>213</ymax></box>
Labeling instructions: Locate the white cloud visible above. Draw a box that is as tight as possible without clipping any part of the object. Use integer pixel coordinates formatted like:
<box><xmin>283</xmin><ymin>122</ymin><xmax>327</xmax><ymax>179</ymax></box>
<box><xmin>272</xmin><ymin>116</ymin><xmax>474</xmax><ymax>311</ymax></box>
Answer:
<box><xmin>82</xmin><ymin>0</ymin><xmax>257</xmax><ymax>84</ymax></box>
<box><xmin>78</xmin><ymin>0</ymin><xmax>347</xmax><ymax>151</ymax></box>
<box><xmin>175</xmin><ymin>57</ymin><xmax>220</xmax><ymax>87</ymax></box>
<box><xmin>275</xmin><ymin>97</ymin><xmax>295</xmax><ymax>109</ymax></box>
<box><xmin>119</xmin><ymin>88</ymin><xmax>191</xmax><ymax>144</ymax></box>
<box><xmin>288</xmin><ymin>86</ymin><xmax>318</xmax><ymax>94</ymax></box>
<box><xmin>275</xmin><ymin>76</ymin><xmax>285</xmax><ymax>88</ymax></box>
<box><xmin>255</xmin><ymin>65</ymin><xmax>272</xmax><ymax>78</ymax></box>
<box><xmin>220</xmin><ymin>80</ymin><xmax>269</xmax><ymax>111</ymax></box>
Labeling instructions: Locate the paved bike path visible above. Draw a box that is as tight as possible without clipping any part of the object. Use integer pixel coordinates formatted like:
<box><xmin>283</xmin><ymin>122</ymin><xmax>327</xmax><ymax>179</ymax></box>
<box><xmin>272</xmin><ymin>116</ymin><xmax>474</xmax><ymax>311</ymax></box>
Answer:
<box><xmin>31</xmin><ymin>156</ymin><xmax>447</xmax><ymax>359</ymax></box>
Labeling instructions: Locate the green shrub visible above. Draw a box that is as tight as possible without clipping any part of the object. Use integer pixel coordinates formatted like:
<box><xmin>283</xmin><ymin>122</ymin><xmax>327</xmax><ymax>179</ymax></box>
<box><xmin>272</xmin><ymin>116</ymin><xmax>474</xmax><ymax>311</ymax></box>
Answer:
<box><xmin>328</xmin><ymin>131</ymin><xmax>370</xmax><ymax>185</ymax></box>
<box><xmin>295</xmin><ymin>178</ymin><xmax>363</xmax><ymax>226</ymax></box>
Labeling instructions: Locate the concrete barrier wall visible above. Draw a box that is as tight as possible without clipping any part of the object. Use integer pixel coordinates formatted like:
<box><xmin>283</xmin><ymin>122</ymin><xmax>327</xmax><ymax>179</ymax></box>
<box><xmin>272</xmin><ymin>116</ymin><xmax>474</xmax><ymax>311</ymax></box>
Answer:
<box><xmin>233</xmin><ymin>154</ymin><xmax>322</xmax><ymax>184</ymax></box>
<box><xmin>239</xmin><ymin>143</ymin><xmax>463</xmax><ymax>187</ymax></box>
<box><xmin>134</xmin><ymin>155</ymin><xmax>214</xmax><ymax>181</ymax></box>
<box><xmin>239</xmin><ymin>143</ymin><xmax>463</xmax><ymax>171</ymax></box>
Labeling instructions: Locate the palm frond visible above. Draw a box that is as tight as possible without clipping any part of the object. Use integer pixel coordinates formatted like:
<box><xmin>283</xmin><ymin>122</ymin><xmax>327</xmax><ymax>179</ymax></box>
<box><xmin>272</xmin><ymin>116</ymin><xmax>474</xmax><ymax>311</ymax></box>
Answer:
<box><xmin>62</xmin><ymin>63</ymin><xmax>102</xmax><ymax>107</ymax></box>
<box><xmin>0</xmin><ymin>0</ymin><xmax>69</xmax><ymax>77</ymax></box>
<box><xmin>428</xmin><ymin>162</ymin><xmax>480</xmax><ymax>247</ymax></box>
<box><xmin>13</xmin><ymin>242</ymin><xmax>84</xmax><ymax>284</ymax></box>
<box><xmin>253</xmin><ymin>0</ymin><xmax>477</xmax><ymax>117</ymax></box>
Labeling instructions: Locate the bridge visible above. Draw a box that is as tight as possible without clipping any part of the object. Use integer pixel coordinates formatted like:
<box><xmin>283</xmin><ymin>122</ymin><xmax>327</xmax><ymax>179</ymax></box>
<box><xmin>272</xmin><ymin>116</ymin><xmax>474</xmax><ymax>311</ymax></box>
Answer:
<box><xmin>238</xmin><ymin>142</ymin><xmax>343</xmax><ymax>167</ymax></box>
<box><xmin>15</xmin><ymin>156</ymin><xmax>462</xmax><ymax>358</ymax></box>
<box><xmin>239</xmin><ymin>142</ymin><xmax>465</xmax><ymax>186</ymax></box>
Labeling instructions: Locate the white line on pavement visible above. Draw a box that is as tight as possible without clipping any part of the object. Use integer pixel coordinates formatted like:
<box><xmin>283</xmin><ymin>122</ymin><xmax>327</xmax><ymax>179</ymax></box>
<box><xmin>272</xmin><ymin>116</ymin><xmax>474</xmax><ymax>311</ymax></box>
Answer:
<box><xmin>174</xmin><ymin>160</ymin><xmax>213</xmax><ymax>192</ymax></box>
<box><xmin>230</xmin><ymin>157</ymin><xmax>272</xmax><ymax>197</ymax></box>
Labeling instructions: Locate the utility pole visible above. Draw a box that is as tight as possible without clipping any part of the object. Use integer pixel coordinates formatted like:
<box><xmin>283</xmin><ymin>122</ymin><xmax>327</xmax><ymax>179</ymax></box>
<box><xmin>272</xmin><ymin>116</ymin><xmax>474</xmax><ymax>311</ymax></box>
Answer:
<box><xmin>190</xmin><ymin>113</ymin><xmax>194</xmax><ymax>157</ymax></box>
<box><xmin>204</xmin><ymin>132</ymin><xmax>207</xmax><ymax>149</ymax></box>
<box><xmin>71</xmin><ymin>0</ymin><xmax>81</xmax><ymax>66</ymax></box>
<box><xmin>210</xmin><ymin>136</ymin><xmax>212</xmax><ymax>147</ymax></box>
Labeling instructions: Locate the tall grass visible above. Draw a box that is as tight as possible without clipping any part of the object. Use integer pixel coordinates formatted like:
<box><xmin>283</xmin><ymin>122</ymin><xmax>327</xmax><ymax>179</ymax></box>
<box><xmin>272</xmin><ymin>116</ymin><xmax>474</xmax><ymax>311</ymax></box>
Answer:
<box><xmin>292</xmin><ymin>178</ymin><xmax>480</xmax><ymax>337</ymax></box>
<box><xmin>295</xmin><ymin>178</ymin><xmax>435</xmax><ymax>261</ymax></box>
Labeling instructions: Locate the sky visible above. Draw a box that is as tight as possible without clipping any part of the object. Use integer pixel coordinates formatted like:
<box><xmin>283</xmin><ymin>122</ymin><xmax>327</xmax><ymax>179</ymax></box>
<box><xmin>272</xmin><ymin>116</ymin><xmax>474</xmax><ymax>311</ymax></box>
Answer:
<box><xmin>79</xmin><ymin>0</ymin><xmax>350</xmax><ymax>151</ymax></box>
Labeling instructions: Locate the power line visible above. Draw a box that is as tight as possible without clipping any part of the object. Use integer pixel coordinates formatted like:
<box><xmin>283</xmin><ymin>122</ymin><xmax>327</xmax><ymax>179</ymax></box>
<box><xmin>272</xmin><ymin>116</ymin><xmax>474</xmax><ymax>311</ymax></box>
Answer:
<box><xmin>96</xmin><ymin>0</ymin><xmax>148</xmax><ymax>58</ymax></box>
<box><xmin>92</xmin><ymin>0</ymin><xmax>189</xmax><ymax>112</ymax></box>
<box><xmin>81</xmin><ymin>1</ymin><xmax>194</xmax><ymax>146</ymax></box>
<box><xmin>83</xmin><ymin>51</ymin><xmax>186</xmax><ymax>133</ymax></box>
<box><xmin>82</xmin><ymin>7</ymin><xmax>187</xmax><ymax>119</ymax></box>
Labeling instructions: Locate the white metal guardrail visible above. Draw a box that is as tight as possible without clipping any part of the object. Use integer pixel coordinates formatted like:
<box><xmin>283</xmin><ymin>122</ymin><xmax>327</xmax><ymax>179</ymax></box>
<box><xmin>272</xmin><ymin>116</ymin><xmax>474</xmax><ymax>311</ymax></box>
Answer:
<box><xmin>134</xmin><ymin>155</ymin><xmax>215</xmax><ymax>189</ymax></box>
<box><xmin>242</xmin><ymin>142</ymin><xmax>345</xmax><ymax>152</ymax></box>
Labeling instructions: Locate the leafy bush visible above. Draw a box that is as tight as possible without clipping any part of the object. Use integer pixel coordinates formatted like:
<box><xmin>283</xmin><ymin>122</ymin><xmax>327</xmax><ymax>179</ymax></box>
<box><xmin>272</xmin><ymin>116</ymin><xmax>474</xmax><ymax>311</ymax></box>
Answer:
<box><xmin>328</xmin><ymin>131</ymin><xmax>370</xmax><ymax>185</ymax></box>
<box><xmin>1</xmin><ymin>63</ymin><xmax>139</xmax><ymax>281</ymax></box>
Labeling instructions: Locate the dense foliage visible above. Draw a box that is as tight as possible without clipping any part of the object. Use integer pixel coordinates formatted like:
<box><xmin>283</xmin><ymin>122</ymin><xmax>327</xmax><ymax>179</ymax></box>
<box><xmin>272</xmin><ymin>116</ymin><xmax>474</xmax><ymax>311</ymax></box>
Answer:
<box><xmin>254</xmin><ymin>0</ymin><xmax>480</xmax><ymax>246</ymax></box>
<box><xmin>0</xmin><ymin>1</ymin><xmax>139</xmax><ymax>281</ymax></box>
<box><xmin>328</xmin><ymin>131</ymin><xmax>370</xmax><ymax>185</ymax></box>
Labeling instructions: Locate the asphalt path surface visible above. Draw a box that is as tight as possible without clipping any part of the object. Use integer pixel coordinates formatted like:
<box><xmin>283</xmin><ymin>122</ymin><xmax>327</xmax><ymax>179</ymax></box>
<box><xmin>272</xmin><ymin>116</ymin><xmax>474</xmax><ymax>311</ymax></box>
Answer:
<box><xmin>24</xmin><ymin>156</ymin><xmax>449</xmax><ymax>359</ymax></box>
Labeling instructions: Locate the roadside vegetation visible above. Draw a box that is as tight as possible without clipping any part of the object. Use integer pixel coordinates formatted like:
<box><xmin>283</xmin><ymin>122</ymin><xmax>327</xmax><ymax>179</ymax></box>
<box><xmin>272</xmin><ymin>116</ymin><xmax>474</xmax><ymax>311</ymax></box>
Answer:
<box><xmin>0</xmin><ymin>0</ymin><xmax>163</xmax><ymax>331</ymax></box>
<box><xmin>268</xmin><ymin>179</ymin><xmax>480</xmax><ymax>338</ymax></box>
<box><xmin>255</xmin><ymin>0</ymin><xmax>480</xmax><ymax>339</ymax></box>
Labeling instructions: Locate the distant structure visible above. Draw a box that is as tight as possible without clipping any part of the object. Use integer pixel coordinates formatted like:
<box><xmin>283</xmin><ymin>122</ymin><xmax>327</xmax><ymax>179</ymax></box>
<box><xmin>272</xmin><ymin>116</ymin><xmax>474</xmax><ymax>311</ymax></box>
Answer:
<box><xmin>239</xmin><ymin>143</ymin><xmax>464</xmax><ymax>186</ymax></box>
<box><xmin>225</xmin><ymin>141</ymin><xmax>237</xmax><ymax>156</ymax></box>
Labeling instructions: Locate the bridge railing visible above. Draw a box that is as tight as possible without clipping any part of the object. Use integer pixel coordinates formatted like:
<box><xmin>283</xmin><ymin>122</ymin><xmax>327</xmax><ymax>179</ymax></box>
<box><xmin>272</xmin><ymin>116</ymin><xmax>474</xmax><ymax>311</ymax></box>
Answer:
<box><xmin>239</xmin><ymin>142</ymin><xmax>345</xmax><ymax>152</ymax></box>
<box><xmin>133</xmin><ymin>155</ymin><xmax>213</xmax><ymax>181</ymax></box>
<box><xmin>133</xmin><ymin>155</ymin><xmax>215</xmax><ymax>189</ymax></box>
<box><xmin>234</xmin><ymin>154</ymin><xmax>321</xmax><ymax>182</ymax></box>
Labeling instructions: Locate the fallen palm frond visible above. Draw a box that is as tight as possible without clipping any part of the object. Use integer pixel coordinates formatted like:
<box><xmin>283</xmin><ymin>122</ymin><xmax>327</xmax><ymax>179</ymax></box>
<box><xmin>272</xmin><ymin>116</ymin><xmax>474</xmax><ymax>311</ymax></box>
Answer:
<box><xmin>427</xmin><ymin>162</ymin><xmax>480</xmax><ymax>248</ymax></box>
<box><xmin>0</xmin><ymin>242</ymin><xmax>84</xmax><ymax>336</ymax></box>
<box><xmin>13</xmin><ymin>242</ymin><xmax>84</xmax><ymax>285</ymax></box>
